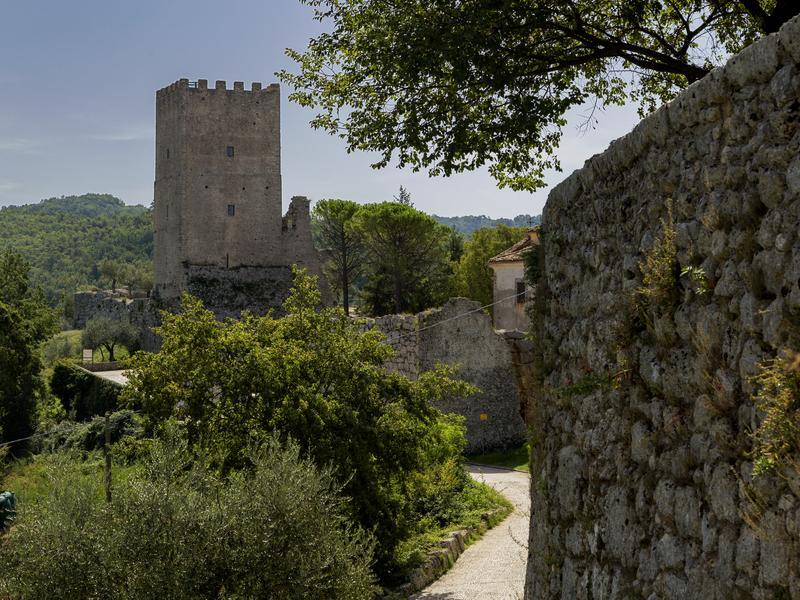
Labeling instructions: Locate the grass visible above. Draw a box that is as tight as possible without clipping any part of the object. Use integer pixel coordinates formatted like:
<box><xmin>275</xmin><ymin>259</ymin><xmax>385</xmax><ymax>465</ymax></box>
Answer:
<box><xmin>41</xmin><ymin>329</ymin><xmax>133</xmax><ymax>366</ymax></box>
<box><xmin>393</xmin><ymin>476</ymin><xmax>513</xmax><ymax>578</ymax></box>
<box><xmin>466</xmin><ymin>443</ymin><xmax>530</xmax><ymax>472</ymax></box>
<box><xmin>1</xmin><ymin>452</ymin><xmax>141</xmax><ymax>505</ymax></box>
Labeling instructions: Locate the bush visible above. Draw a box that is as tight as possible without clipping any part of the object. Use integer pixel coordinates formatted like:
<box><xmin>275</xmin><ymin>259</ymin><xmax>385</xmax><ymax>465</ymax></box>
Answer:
<box><xmin>33</xmin><ymin>409</ymin><xmax>144</xmax><ymax>454</ymax></box>
<box><xmin>123</xmin><ymin>268</ymin><xmax>476</xmax><ymax>579</ymax></box>
<box><xmin>0</xmin><ymin>431</ymin><xmax>376</xmax><ymax>599</ymax></box>
<box><xmin>50</xmin><ymin>361</ymin><xmax>122</xmax><ymax>420</ymax></box>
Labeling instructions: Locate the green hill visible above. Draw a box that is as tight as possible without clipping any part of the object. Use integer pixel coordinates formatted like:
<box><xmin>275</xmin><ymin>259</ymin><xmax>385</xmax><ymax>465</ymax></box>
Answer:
<box><xmin>1</xmin><ymin>193</ymin><xmax>538</xmax><ymax>307</ymax></box>
<box><xmin>0</xmin><ymin>194</ymin><xmax>153</xmax><ymax>305</ymax></box>
<box><xmin>433</xmin><ymin>214</ymin><xmax>540</xmax><ymax>236</ymax></box>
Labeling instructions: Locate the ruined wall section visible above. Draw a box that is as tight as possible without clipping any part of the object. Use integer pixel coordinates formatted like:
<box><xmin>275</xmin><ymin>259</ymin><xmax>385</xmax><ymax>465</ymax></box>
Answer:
<box><xmin>364</xmin><ymin>298</ymin><xmax>528</xmax><ymax>452</ymax></box>
<box><xmin>526</xmin><ymin>17</ymin><xmax>800</xmax><ymax>599</ymax></box>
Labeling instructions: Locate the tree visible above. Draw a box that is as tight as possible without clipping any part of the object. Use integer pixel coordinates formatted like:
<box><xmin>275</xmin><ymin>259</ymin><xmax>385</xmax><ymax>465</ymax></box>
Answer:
<box><xmin>352</xmin><ymin>202</ymin><xmax>452</xmax><ymax>315</ymax></box>
<box><xmin>118</xmin><ymin>261</ymin><xmax>153</xmax><ymax>297</ymax></box>
<box><xmin>0</xmin><ymin>251</ymin><xmax>57</xmax><ymax>449</ymax></box>
<box><xmin>280</xmin><ymin>1</ymin><xmax>796</xmax><ymax>191</ymax></box>
<box><xmin>82</xmin><ymin>316</ymin><xmax>139</xmax><ymax>362</ymax></box>
<box><xmin>451</xmin><ymin>225</ymin><xmax>529</xmax><ymax>307</ymax></box>
<box><xmin>99</xmin><ymin>259</ymin><xmax>123</xmax><ymax>292</ymax></box>
<box><xmin>311</xmin><ymin>199</ymin><xmax>365</xmax><ymax>314</ymax></box>
<box><xmin>393</xmin><ymin>186</ymin><xmax>413</xmax><ymax>206</ymax></box>
<box><xmin>447</xmin><ymin>227</ymin><xmax>465</xmax><ymax>263</ymax></box>
<box><xmin>122</xmin><ymin>268</ymin><xmax>474</xmax><ymax>576</ymax></box>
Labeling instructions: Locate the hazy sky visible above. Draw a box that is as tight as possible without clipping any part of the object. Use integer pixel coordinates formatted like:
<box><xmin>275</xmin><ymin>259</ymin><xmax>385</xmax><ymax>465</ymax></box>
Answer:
<box><xmin>0</xmin><ymin>1</ymin><xmax>641</xmax><ymax>217</ymax></box>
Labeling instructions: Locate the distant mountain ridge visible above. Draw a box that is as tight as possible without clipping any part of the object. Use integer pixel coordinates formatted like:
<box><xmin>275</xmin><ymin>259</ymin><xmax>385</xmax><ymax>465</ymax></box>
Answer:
<box><xmin>432</xmin><ymin>214</ymin><xmax>541</xmax><ymax>236</ymax></box>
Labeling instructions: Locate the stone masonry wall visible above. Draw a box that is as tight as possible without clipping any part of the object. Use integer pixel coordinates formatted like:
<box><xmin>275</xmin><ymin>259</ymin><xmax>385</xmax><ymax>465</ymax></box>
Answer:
<box><xmin>364</xmin><ymin>298</ymin><xmax>528</xmax><ymax>453</ymax></box>
<box><xmin>526</xmin><ymin>17</ymin><xmax>800</xmax><ymax>599</ymax></box>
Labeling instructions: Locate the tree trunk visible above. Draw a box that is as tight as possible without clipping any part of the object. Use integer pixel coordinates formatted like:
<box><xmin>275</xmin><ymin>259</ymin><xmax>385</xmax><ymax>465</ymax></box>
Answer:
<box><xmin>341</xmin><ymin>242</ymin><xmax>349</xmax><ymax>315</ymax></box>
<box><xmin>342</xmin><ymin>270</ymin><xmax>350</xmax><ymax>315</ymax></box>
<box><xmin>393</xmin><ymin>276</ymin><xmax>402</xmax><ymax>314</ymax></box>
<box><xmin>106</xmin><ymin>343</ymin><xmax>116</xmax><ymax>362</ymax></box>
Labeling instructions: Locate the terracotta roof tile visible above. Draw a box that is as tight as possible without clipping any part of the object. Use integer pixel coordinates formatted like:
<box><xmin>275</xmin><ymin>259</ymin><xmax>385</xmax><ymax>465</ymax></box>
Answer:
<box><xmin>488</xmin><ymin>227</ymin><xmax>540</xmax><ymax>264</ymax></box>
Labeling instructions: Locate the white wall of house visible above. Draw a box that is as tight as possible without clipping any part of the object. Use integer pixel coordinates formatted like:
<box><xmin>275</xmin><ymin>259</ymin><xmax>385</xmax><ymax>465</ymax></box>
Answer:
<box><xmin>490</xmin><ymin>261</ymin><xmax>530</xmax><ymax>331</ymax></box>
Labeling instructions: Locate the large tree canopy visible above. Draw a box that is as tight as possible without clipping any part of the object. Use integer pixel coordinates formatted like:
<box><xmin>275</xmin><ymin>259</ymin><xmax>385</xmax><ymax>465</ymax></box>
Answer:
<box><xmin>281</xmin><ymin>0</ymin><xmax>797</xmax><ymax>191</ymax></box>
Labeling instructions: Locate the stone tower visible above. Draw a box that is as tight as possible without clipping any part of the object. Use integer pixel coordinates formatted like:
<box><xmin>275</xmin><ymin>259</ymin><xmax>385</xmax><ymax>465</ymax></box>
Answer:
<box><xmin>153</xmin><ymin>78</ymin><xmax>326</xmax><ymax>316</ymax></box>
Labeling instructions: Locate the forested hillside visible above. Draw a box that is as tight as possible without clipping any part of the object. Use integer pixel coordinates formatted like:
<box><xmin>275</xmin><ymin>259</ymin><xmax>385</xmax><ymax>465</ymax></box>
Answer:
<box><xmin>432</xmin><ymin>214</ymin><xmax>540</xmax><ymax>236</ymax></box>
<box><xmin>0</xmin><ymin>193</ymin><xmax>539</xmax><ymax>307</ymax></box>
<box><xmin>0</xmin><ymin>194</ymin><xmax>152</xmax><ymax>305</ymax></box>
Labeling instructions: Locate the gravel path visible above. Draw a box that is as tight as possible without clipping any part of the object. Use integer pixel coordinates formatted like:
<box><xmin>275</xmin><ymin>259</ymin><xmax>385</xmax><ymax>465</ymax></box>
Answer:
<box><xmin>412</xmin><ymin>464</ymin><xmax>530</xmax><ymax>600</ymax></box>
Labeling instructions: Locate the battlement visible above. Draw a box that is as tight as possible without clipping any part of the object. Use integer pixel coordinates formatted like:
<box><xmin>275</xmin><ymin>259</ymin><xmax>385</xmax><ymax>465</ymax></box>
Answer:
<box><xmin>156</xmin><ymin>78</ymin><xmax>279</xmax><ymax>98</ymax></box>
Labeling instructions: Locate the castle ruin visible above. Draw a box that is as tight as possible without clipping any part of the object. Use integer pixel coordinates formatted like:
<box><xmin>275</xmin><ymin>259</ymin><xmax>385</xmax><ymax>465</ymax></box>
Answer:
<box><xmin>74</xmin><ymin>78</ymin><xmax>327</xmax><ymax>341</ymax></box>
<box><xmin>153</xmin><ymin>78</ymin><xmax>325</xmax><ymax>316</ymax></box>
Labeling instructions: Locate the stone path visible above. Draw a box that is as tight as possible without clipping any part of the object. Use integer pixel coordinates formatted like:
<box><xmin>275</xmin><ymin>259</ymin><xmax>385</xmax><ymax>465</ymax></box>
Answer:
<box><xmin>412</xmin><ymin>464</ymin><xmax>530</xmax><ymax>600</ymax></box>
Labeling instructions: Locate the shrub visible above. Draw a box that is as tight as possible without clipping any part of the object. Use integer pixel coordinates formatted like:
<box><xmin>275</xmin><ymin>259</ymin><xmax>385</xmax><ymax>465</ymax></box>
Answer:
<box><xmin>0</xmin><ymin>431</ymin><xmax>376</xmax><ymax>599</ymax></box>
<box><xmin>636</xmin><ymin>202</ymin><xmax>678</xmax><ymax>314</ymax></box>
<box><xmin>750</xmin><ymin>350</ymin><xmax>800</xmax><ymax>476</ymax></box>
<box><xmin>50</xmin><ymin>361</ymin><xmax>122</xmax><ymax>420</ymax></box>
<box><xmin>123</xmin><ymin>268</ymin><xmax>476</xmax><ymax>578</ymax></box>
<box><xmin>33</xmin><ymin>409</ymin><xmax>144</xmax><ymax>454</ymax></box>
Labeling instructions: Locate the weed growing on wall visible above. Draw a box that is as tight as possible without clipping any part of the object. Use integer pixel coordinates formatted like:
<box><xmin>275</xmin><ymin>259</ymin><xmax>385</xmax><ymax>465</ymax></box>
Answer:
<box><xmin>636</xmin><ymin>202</ymin><xmax>678</xmax><ymax>314</ymax></box>
<box><xmin>749</xmin><ymin>350</ymin><xmax>800</xmax><ymax>476</ymax></box>
<box><xmin>680</xmin><ymin>266</ymin><xmax>710</xmax><ymax>297</ymax></box>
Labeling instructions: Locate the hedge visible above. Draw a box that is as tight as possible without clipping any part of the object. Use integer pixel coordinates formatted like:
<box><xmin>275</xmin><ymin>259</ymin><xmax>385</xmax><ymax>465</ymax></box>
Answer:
<box><xmin>50</xmin><ymin>362</ymin><xmax>122</xmax><ymax>421</ymax></box>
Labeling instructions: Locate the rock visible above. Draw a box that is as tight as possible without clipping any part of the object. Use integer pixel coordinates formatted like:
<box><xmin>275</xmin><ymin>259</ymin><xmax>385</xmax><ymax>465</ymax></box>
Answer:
<box><xmin>556</xmin><ymin>446</ymin><xmax>584</xmax><ymax>516</ymax></box>
<box><xmin>709</xmin><ymin>464</ymin><xmax>738</xmax><ymax>522</ymax></box>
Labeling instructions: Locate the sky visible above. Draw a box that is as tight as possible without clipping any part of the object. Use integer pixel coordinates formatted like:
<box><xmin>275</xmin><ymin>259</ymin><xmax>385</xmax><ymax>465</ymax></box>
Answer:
<box><xmin>0</xmin><ymin>1</ymin><xmax>642</xmax><ymax>218</ymax></box>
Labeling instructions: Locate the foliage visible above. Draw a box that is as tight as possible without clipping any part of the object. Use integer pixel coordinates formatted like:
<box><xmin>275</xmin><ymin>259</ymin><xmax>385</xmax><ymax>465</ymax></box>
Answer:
<box><xmin>123</xmin><ymin>268</ymin><xmax>476</xmax><ymax>577</ymax></box>
<box><xmin>636</xmin><ymin>206</ymin><xmax>679</xmax><ymax>314</ymax></box>
<box><xmin>0</xmin><ymin>251</ymin><xmax>58</xmax><ymax>451</ymax></box>
<box><xmin>116</xmin><ymin>260</ymin><xmax>154</xmax><ymax>296</ymax></box>
<box><xmin>82</xmin><ymin>315</ymin><xmax>140</xmax><ymax>362</ymax></box>
<box><xmin>450</xmin><ymin>225</ymin><xmax>528</xmax><ymax>308</ymax></box>
<box><xmin>523</xmin><ymin>240</ymin><xmax>544</xmax><ymax>288</ymax></box>
<box><xmin>680</xmin><ymin>265</ymin><xmax>711</xmax><ymax>296</ymax></box>
<box><xmin>353</xmin><ymin>202</ymin><xmax>453</xmax><ymax>315</ymax></box>
<box><xmin>467</xmin><ymin>443</ymin><xmax>531</xmax><ymax>473</ymax></box>
<box><xmin>749</xmin><ymin>350</ymin><xmax>800</xmax><ymax>476</ymax></box>
<box><xmin>0</xmin><ymin>432</ymin><xmax>377</xmax><ymax>599</ymax></box>
<box><xmin>311</xmin><ymin>199</ymin><xmax>365</xmax><ymax>314</ymax></box>
<box><xmin>433</xmin><ymin>214</ymin><xmax>540</xmax><ymax>237</ymax></box>
<box><xmin>50</xmin><ymin>361</ymin><xmax>123</xmax><ymax>421</ymax></box>
<box><xmin>280</xmin><ymin>1</ymin><xmax>790</xmax><ymax>191</ymax></box>
<box><xmin>447</xmin><ymin>228</ymin><xmax>465</xmax><ymax>263</ymax></box>
<box><xmin>393</xmin><ymin>185</ymin><xmax>413</xmax><ymax>206</ymax></box>
<box><xmin>40</xmin><ymin>329</ymin><xmax>82</xmax><ymax>365</ymax></box>
<box><xmin>394</xmin><ymin>477</ymin><xmax>513</xmax><ymax>574</ymax></box>
<box><xmin>32</xmin><ymin>409</ymin><xmax>143</xmax><ymax>455</ymax></box>
<box><xmin>0</xmin><ymin>194</ymin><xmax>152</xmax><ymax>305</ymax></box>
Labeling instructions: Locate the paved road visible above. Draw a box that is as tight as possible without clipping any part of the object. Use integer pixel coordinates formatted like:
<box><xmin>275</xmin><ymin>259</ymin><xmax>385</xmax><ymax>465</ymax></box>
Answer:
<box><xmin>92</xmin><ymin>370</ymin><xmax>129</xmax><ymax>385</ymax></box>
<box><xmin>413</xmin><ymin>465</ymin><xmax>530</xmax><ymax>600</ymax></box>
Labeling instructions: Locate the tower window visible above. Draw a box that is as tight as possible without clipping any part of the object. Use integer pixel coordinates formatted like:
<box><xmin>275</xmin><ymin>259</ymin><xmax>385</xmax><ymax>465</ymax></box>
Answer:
<box><xmin>226</xmin><ymin>146</ymin><xmax>235</xmax><ymax>158</ymax></box>
<box><xmin>227</xmin><ymin>204</ymin><xmax>235</xmax><ymax>216</ymax></box>
<box><xmin>166</xmin><ymin>148</ymin><xmax>170</xmax><ymax>159</ymax></box>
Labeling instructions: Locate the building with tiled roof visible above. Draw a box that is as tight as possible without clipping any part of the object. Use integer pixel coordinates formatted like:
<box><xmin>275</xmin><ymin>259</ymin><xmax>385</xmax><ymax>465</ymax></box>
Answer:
<box><xmin>487</xmin><ymin>228</ymin><xmax>539</xmax><ymax>331</ymax></box>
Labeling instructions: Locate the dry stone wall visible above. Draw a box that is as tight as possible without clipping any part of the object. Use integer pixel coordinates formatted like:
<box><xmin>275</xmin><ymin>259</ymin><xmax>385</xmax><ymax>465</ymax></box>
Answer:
<box><xmin>526</xmin><ymin>17</ymin><xmax>800</xmax><ymax>600</ymax></box>
<box><xmin>364</xmin><ymin>298</ymin><xmax>528</xmax><ymax>453</ymax></box>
